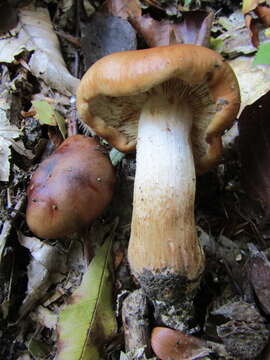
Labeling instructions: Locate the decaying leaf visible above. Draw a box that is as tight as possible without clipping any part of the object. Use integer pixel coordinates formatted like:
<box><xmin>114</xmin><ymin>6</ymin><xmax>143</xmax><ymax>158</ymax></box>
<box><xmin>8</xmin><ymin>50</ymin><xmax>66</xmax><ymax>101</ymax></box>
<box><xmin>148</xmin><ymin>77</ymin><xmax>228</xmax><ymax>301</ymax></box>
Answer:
<box><xmin>0</xmin><ymin>94</ymin><xmax>21</xmax><ymax>182</ymax></box>
<box><xmin>229</xmin><ymin>56</ymin><xmax>270</xmax><ymax>114</ymax></box>
<box><xmin>247</xmin><ymin>244</ymin><xmax>270</xmax><ymax>315</ymax></box>
<box><xmin>56</xmin><ymin>233</ymin><xmax>117</xmax><ymax>360</ymax></box>
<box><xmin>122</xmin><ymin>290</ymin><xmax>151</xmax><ymax>356</ymax></box>
<box><xmin>27</xmin><ymin>338</ymin><xmax>51</xmax><ymax>359</ymax></box>
<box><xmin>238</xmin><ymin>90</ymin><xmax>270</xmax><ymax>214</ymax></box>
<box><xmin>242</xmin><ymin>0</ymin><xmax>270</xmax><ymax>47</ymax></box>
<box><xmin>213</xmin><ymin>10</ymin><xmax>257</xmax><ymax>58</ymax></box>
<box><xmin>18</xmin><ymin>234</ymin><xmax>68</xmax><ymax>319</ymax></box>
<box><xmin>212</xmin><ymin>300</ymin><xmax>269</xmax><ymax>359</ymax></box>
<box><xmin>30</xmin><ymin>305</ymin><xmax>58</xmax><ymax>330</ymax></box>
<box><xmin>104</xmin><ymin>0</ymin><xmax>142</xmax><ymax>19</ymax></box>
<box><xmin>81</xmin><ymin>12</ymin><xmax>137</xmax><ymax>69</ymax></box>
<box><xmin>120</xmin><ymin>349</ymin><xmax>156</xmax><ymax>360</ymax></box>
<box><xmin>255</xmin><ymin>5</ymin><xmax>270</xmax><ymax>26</ymax></box>
<box><xmin>131</xmin><ymin>10</ymin><xmax>213</xmax><ymax>47</ymax></box>
<box><xmin>222</xmin><ymin>52</ymin><xmax>269</xmax><ymax>145</ymax></box>
<box><xmin>0</xmin><ymin>126</ymin><xmax>21</xmax><ymax>182</ymax></box>
<box><xmin>244</xmin><ymin>13</ymin><xmax>261</xmax><ymax>48</ymax></box>
<box><xmin>0</xmin><ymin>6</ymin><xmax>79</xmax><ymax>96</ymax></box>
<box><xmin>32</xmin><ymin>100</ymin><xmax>67</xmax><ymax>138</ymax></box>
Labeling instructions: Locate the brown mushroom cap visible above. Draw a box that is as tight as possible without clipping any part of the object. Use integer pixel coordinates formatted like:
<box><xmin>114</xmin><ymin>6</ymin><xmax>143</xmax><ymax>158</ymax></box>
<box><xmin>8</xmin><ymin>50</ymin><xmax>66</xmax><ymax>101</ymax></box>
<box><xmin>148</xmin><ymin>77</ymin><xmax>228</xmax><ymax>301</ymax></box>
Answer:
<box><xmin>77</xmin><ymin>44</ymin><xmax>240</xmax><ymax>173</ymax></box>
<box><xmin>151</xmin><ymin>327</ymin><xmax>209</xmax><ymax>360</ymax></box>
<box><xmin>26</xmin><ymin>135</ymin><xmax>115</xmax><ymax>239</ymax></box>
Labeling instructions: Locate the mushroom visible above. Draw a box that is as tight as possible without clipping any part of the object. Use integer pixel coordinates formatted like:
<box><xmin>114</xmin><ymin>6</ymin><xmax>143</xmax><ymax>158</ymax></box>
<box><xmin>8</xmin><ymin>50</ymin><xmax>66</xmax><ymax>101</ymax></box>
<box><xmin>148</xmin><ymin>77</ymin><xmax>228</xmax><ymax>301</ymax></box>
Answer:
<box><xmin>26</xmin><ymin>135</ymin><xmax>115</xmax><ymax>239</ymax></box>
<box><xmin>151</xmin><ymin>327</ymin><xmax>210</xmax><ymax>360</ymax></box>
<box><xmin>76</xmin><ymin>44</ymin><xmax>240</xmax><ymax>325</ymax></box>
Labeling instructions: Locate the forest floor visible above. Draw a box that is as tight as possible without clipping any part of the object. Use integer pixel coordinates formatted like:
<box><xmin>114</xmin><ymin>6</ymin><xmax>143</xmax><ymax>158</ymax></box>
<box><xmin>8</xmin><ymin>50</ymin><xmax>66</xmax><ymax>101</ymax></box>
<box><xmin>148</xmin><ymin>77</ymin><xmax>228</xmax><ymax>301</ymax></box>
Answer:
<box><xmin>1</xmin><ymin>0</ymin><xmax>270</xmax><ymax>359</ymax></box>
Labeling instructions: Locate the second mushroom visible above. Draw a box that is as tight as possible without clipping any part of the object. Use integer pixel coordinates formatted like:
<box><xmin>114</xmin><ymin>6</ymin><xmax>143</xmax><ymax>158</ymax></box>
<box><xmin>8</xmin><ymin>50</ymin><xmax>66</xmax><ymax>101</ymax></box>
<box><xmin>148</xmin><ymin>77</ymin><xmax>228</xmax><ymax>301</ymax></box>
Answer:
<box><xmin>76</xmin><ymin>44</ymin><xmax>240</xmax><ymax>328</ymax></box>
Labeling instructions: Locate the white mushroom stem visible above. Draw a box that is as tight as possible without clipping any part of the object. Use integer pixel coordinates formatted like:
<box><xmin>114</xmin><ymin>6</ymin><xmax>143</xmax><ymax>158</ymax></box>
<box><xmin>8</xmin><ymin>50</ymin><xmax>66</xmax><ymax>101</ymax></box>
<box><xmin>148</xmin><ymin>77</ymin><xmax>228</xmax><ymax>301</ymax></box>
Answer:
<box><xmin>128</xmin><ymin>96</ymin><xmax>205</xmax><ymax>297</ymax></box>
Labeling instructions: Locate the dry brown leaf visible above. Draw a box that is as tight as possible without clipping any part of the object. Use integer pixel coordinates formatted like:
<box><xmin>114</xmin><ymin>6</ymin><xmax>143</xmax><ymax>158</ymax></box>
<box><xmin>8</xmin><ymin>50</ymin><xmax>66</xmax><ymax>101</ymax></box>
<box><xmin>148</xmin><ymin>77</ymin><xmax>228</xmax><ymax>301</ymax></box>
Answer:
<box><xmin>143</xmin><ymin>0</ymin><xmax>164</xmax><ymax>10</ymax></box>
<box><xmin>247</xmin><ymin>244</ymin><xmax>270</xmax><ymax>315</ymax></box>
<box><xmin>130</xmin><ymin>15</ymin><xmax>176</xmax><ymax>47</ymax></box>
<box><xmin>222</xmin><ymin>55</ymin><xmax>270</xmax><ymax>147</ymax></box>
<box><xmin>18</xmin><ymin>233</ymin><xmax>67</xmax><ymax>319</ymax></box>
<box><xmin>104</xmin><ymin>0</ymin><xmax>142</xmax><ymax>19</ymax></box>
<box><xmin>131</xmin><ymin>10</ymin><xmax>213</xmax><ymax>47</ymax></box>
<box><xmin>245</xmin><ymin>14</ymin><xmax>260</xmax><ymax>47</ymax></box>
<box><xmin>212</xmin><ymin>300</ymin><xmax>269</xmax><ymax>359</ymax></box>
<box><xmin>255</xmin><ymin>5</ymin><xmax>270</xmax><ymax>25</ymax></box>
<box><xmin>0</xmin><ymin>70</ymin><xmax>23</xmax><ymax>182</ymax></box>
<box><xmin>229</xmin><ymin>56</ymin><xmax>270</xmax><ymax>115</ymax></box>
<box><xmin>243</xmin><ymin>1</ymin><xmax>270</xmax><ymax>47</ymax></box>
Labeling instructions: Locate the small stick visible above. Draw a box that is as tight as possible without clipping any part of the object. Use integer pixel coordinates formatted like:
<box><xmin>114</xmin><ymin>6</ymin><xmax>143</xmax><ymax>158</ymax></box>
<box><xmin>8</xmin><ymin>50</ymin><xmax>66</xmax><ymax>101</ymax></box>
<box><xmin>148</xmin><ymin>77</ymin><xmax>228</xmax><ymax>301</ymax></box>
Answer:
<box><xmin>122</xmin><ymin>289</ymin><xmax>151</xmax><ymax>357</ymax></box>
<box><xmin>0</xmin><ymin>195</ymin><xmax>26</xmax><ymax>261</ymax></box>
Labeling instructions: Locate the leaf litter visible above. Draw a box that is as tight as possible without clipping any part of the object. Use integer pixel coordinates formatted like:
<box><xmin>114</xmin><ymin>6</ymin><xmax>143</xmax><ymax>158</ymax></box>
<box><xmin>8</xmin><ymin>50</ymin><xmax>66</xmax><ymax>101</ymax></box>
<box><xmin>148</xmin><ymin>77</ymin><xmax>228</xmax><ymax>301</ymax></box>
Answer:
<box><xmin>1</xmin><ymin>0</ymin><xmax>270</xmax><ymax>359</ymax></box>
<box><xmin>0</xmin><ymin>6</ymin><xmax>79</xmax><ymax>96</ymax></box>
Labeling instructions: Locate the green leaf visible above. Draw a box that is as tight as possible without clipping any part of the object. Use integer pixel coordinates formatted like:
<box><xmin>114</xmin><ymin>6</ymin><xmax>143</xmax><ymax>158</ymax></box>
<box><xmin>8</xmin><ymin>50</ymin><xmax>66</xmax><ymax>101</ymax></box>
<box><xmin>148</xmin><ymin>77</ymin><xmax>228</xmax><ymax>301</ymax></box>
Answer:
<box><xmin>54</xmin><ymin>110</ymin><xmax>67</xmax><ymax>139</ymax></box>
<box><xmin>209</xmin><ymin>37</ymin><xmax>224</xmax><ymax>52</ymax></box>
<box><xmin>32</xmin><ymin>100</ymin><xmax>67</xmax><ymax>138</ymax></box>
<box><xmin>242</xmin><ymin>0</ymin><xmax>258</xmax><ymax>14</ymax></box>
<box><xmin>253</xmin><ymin>42</ymin><xmax>270</xmax><ymax>65</ymax></box>
<box><xmin>183</xmin><ymin>0</ymin><xmax>193</xmax><ymax>8</ymax></box>
<box><xmin>265</xmin><ymin>28</ymin><xmax>270</xmax><ymax>38</ymax></box>
<box><xmin>56</xmin><ymin>229</ymin><xmax>117</xmax><ymax>360</ymax></box>
<box><xmin>27</xmin><ymin>338</ymin><xmax>51</xmax><ymax>359</ymax></box>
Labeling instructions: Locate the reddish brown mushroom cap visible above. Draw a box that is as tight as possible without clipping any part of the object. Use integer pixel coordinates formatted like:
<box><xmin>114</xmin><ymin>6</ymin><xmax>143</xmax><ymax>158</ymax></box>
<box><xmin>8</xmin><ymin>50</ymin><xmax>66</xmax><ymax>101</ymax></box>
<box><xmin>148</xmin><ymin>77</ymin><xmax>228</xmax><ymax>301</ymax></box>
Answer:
<box><xmin>151</xmin><ymin>327</ymin><xmax>209</xmax><ymax>360</ymax></box>
<box><xmin>77</xmin><ymin>44</ymin><xmax>240</xmax><ymax>173</ymax></box>
<box><xmin>26</xmin><ymin>135</ymin><xmax>115</xmax><ymax>239</ymax></box>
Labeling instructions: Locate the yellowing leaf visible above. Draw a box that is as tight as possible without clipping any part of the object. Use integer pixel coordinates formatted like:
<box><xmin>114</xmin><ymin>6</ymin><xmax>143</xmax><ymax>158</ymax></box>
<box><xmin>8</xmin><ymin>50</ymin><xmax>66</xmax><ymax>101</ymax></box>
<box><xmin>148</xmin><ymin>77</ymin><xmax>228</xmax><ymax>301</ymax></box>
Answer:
<box><xmin>265</xmin><ymin>27</ymin><xmax>270</xmax><ymax>37</ymax></box>
<box><xmin>32</xmin><ymin>100</ymin><xmax>67</xmax><ymax>138</ymax></box>
<box><xmin>56</xmin><ymin>233</ymin><xmax>117</xmax><ymax>360</ymax></box>
<box><xmin>242</xmin><ymin>0</ymin><xmax>264</xmax><ymax>14</ymax></box>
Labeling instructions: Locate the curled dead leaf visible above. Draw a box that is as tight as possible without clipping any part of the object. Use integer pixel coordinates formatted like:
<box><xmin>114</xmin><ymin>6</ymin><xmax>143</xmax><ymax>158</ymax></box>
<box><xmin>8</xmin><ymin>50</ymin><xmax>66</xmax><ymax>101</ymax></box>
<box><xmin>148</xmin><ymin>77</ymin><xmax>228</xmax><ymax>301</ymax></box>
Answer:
<box><xmin>130</xmin><ymin>10</ymin><xmax>213</xmax><ymax>47</ymax></box>
<box><xmin>212</xmin><ymin>300</ymin><xmax>269</xmax><ymax>359</ymax></box>
<box><xmin>243</xmin><ymin>0</ymin><xmax>270</xmax><ymax>47</ymax></box>
<box><xmin>247</xmin><ymin>244</ymin><xmax>270</xmax><ymax>315</ymax></box>
<box><xmin>255</xmin><ymin>5</ymin><xmax>270</xmax><ymax>26</ymax></box>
